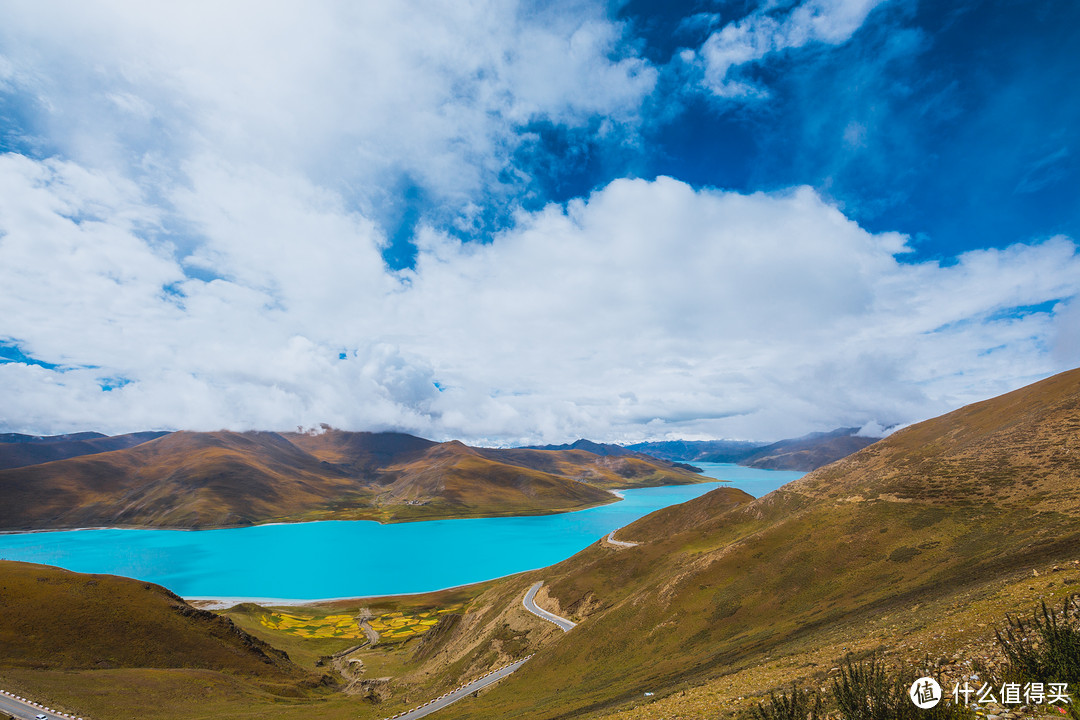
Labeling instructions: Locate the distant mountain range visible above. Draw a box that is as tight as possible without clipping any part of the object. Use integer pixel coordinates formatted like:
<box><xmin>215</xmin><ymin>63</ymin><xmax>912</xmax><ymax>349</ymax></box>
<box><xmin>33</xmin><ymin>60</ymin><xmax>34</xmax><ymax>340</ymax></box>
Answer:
<box><xmin>628</xmin><ymin>427</ymin><xmax>879</xmax><ymax>470</ymax></box>
<box><xmin>0</xmin><ymin>429</ymin><xmax>702</xmax><ymax>530</ymax></box>
<box><xmin>734</xmin><ymin>426</ymin><xmax>879</xmax><ymax>470</ymax></box>
<box><xmin>625</xmin><ymin>438</ymin><xmax>764</xmax><ymax>463</ymax></box>
<box><xmin>529</xmin><ymin>428</ymin><xmax>877</xmax><ymax>472</ymax></box>
<box><xmin>524</xmin><ymin>438</ymin><xmax>703</xmax><ymax>472</ymax></box>
<box><xmin>0</xmin><ymin>423</ymin><xmax>879</xmax><ymax>531</ymax></box>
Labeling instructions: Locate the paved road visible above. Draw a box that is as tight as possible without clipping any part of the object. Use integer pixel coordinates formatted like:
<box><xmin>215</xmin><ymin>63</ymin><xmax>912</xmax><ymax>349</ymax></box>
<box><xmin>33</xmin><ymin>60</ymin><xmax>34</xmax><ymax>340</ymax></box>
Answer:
<box><xmin>356</xmin><ymin>607</ymin><xmax>380</xmax><ymax>647</ymax></box>
<box><xmin>606</xmin><ymin>529</ymin><xmax>638</xmax><ymax>548</ymax></box>
<box><xmin>522</xmin><ymin>581</ymin><xmax>576</xmax><ymax>631</ymax></box>
<box><xmin>384</xmin><ymin>656</ymin><xmax>531</xmax><ymax>720</ymax></box>
<box><xmin>0</xmin><ymin>690</ymin><xmax>81</xmax><ymax>720</ymax></box>
<box><xmin>382</xmin><ymin>580</ymin><xmax>573</xmax><ymax>720</ymax></box>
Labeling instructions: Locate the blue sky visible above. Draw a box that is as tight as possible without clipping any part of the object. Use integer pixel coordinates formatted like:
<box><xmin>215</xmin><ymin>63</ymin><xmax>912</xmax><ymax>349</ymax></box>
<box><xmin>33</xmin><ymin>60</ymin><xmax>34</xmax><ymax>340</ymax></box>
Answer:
<box><xmin>0</xmin><ymin>0</ymin><xmax>1077</xmax><ymax>443</ymax></box>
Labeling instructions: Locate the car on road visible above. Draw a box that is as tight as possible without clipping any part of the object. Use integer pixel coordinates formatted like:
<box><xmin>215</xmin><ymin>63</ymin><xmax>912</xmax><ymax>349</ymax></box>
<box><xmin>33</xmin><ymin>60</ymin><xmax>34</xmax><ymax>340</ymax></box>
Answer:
<box><xmin>36</xmin><ymin>714</ymin><xmax>47</xmax><ymax>719</ymax></box>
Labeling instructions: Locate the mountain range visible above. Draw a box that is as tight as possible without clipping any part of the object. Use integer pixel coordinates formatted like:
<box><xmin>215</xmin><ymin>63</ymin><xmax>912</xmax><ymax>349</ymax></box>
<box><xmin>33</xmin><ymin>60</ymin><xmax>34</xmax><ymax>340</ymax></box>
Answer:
<box><xmin>0</xmin><ymin>429</ymin><xmax>701</xmax><ymax>529</ymax></box>
<box><xmin>627</xmin><ymin>426</ymin><xmax>878</xmax><ymax>470</ymax></box>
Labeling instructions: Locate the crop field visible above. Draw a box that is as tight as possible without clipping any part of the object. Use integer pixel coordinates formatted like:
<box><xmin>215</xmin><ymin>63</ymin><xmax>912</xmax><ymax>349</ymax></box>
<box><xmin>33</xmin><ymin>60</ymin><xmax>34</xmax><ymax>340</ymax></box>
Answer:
<box><xmin>259</xmin><ymin>612</ymin><xmax>366</xmax><ymax>639</ymax></box>
<box><xmin>367</xmin><ymin>609</ymin><xmax>445</xmax><ymax>640</ymax></box>
<box><xmin>258</xmin><ymin>606</ymin><xmax>461</xmax><ymax>641</ymax></box>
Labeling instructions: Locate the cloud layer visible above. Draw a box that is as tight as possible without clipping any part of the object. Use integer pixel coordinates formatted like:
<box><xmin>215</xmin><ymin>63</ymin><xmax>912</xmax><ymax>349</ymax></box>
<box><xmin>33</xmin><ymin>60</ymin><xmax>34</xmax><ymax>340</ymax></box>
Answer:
<box><xmin>0</xmin><ymin>0</ymin><xmax>654</xmax><ymax>234</ymax></box>
<box><xmin>1</xmin><ymin>0</ymin><xmax>1077</xmax><ymax>443</ymax></box>
<box><xmin>2</xmin><ymin>153</ymin><xmax>1076</xmax><ymax>442</ymax></box>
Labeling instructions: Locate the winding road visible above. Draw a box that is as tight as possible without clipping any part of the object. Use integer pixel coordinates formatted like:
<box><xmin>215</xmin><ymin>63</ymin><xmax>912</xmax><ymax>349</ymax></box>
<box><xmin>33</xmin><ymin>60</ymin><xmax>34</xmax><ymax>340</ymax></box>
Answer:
<box><xmin>382</xmin><ymin>580</ymin><xmax>577</xmax><ymax>719</ymax></box>
<box><xmin>383</xmin><ymin>656</ymin><xmax>532</xmax><ymax>720</ymax></box>
<box><xmin>605</xmin><ymin>529</ymin><xmax>638</xmax><ymax>548</ymax></box>
<box><xmin>0</xmin><ymin>689</ymin><xmax>82</xmax><ymax>720</ymax></box>
<box><xmin>522</xmin><ymin>581</ymin><xmax>577</xmax><ymax>631</ymax></box>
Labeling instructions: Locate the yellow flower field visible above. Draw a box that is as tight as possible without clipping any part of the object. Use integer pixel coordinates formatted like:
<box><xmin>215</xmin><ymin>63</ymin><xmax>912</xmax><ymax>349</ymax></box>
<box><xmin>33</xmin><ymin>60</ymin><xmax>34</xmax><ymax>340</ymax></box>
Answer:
<box><xmin>258</xmin><ymin>606</ymin><xmax>462</xmax><ymax>641</ymax></box>
<box><xmin>259</xmin><ymin>612</ymin><xmax>367</xmax><ymax>639</ymax></box>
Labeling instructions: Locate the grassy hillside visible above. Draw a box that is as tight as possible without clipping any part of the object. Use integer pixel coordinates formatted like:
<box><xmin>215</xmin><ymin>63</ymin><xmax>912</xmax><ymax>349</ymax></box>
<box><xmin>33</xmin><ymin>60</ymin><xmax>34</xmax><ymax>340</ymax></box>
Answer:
<box><xmin>407</xmin><ymin>368</ymin><xmax>1080</xmax><ymax>719</ymax></box>
<box><xmin>0</xmin><ymin>560</ymin><xmax>336</xmax><ymax>719</ymax></box>
<box><xmin>0</xmin><ymin>561</ymin><xmax>303</xmax><ymax>676</ymax></box>
<box><xmin>0</xmin><ymin>429</ymin><xmax>704</xmax><ymax>529</ymax></box>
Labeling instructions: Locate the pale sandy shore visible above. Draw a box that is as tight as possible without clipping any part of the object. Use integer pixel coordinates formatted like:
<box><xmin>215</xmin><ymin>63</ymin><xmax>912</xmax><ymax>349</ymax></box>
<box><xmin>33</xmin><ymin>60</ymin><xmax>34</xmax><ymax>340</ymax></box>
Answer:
<box><xmin>186</xmin><ymin>596</ymin><xmax>366</xmax><ymax>610</ymax></box>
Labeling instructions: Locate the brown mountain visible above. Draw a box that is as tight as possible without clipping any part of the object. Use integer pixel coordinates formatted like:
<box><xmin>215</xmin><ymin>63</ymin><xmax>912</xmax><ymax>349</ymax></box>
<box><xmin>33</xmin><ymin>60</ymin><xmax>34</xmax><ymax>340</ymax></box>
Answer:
<box><xmin>0</xmin><ymin>430</ymin><xmax>170</xmax><ymax>470</ymax></box>
<box><xmin>0</xmin><ymin>429</ymin><xmax>703</xmax><ymax>530</ymax></box>
<box><xmin>404</xmin><ymin>367</ymin><xmax>1080</xmax><ymax>720</ymax></box>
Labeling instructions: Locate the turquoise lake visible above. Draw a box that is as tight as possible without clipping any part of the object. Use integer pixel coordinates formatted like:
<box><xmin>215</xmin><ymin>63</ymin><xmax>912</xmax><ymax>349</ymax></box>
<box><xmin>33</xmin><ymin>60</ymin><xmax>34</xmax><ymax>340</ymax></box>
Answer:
<box><xmin>0</xmin><ymin>463</ymin><xmax>802</xmax><ymax>601</ymax></box>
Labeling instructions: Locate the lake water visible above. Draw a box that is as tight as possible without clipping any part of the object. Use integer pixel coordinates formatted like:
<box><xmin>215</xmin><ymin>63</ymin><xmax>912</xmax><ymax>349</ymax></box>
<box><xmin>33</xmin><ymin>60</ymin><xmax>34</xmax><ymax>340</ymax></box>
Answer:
<box><xmin>0</xmin><ymin>463</ymin><xmax>802</xmax><ymax>601</ymax></box>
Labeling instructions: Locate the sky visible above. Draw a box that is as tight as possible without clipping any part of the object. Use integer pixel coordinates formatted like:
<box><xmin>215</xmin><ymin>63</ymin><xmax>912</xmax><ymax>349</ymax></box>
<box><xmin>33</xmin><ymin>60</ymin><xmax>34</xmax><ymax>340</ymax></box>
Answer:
<box><xmin>0</xmin><ymin>0</ymin><xmax>1078</xmax><ymax>444</ymax></box>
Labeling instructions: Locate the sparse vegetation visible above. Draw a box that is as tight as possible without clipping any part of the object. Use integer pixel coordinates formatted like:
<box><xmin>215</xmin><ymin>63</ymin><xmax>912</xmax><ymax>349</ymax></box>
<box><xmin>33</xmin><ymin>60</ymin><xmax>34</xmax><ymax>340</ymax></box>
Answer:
<box><xmin>749</xmin><ymin>658</ymin><xmax>973</xmax><ymax>720</ymax></box>
<box><xmin>996</xmin><ymin>594</ymin><xmax>1080</xmax><ymax>717</ymax></box>
<box><xmin>997</xmin><ymin>594</ymin><xmax>1080</xmax><ymax>685</ymax></box>
<box><xmin>830</xmin><ymin>656</ymin><xmax>973</xmax><ymax>719</ymax></box>
<box><xmin>750</xmin><ymin>684</ymin><xmax>822</xmax><ymax>720</ymax></box>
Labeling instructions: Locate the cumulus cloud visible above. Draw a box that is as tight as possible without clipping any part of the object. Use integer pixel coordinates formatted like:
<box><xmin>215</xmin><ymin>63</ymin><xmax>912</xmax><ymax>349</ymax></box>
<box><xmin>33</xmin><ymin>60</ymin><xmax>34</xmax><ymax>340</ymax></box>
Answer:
<box><xmin>0</xmin><ymin>0</ymin><xmax>655</xmax><ymax>230</ymax></box>
<box><xmin>696</xmin><ymin>0</ymin><xmax>888</xmax><ymax>98</ymax></box>
<box><xmin>1</xmin><ymin>159</ymin><xmax>1077</xmax><ymax>442</ymax></box>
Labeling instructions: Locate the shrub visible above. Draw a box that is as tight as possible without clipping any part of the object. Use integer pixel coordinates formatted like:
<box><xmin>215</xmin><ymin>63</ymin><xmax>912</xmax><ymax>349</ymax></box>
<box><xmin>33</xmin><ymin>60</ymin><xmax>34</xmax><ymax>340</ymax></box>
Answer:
<box><xmin>831</xmin><ymin>655</ymin><xmax>902</xmax><ymax>720</ymax></box>
<box><xmin>995</xmin><ymin>594</ymin><xmax>1080</xmax><ymax>719</ymax></box>
<box><xmin>996</xmin><ymin>594</ymin><xmax>1080</xmax><ymax>685</ymax></box>
<box><xmin>750</xmin><ymin>684</ymin><xmax>822</xmax><ymax>720</ymax></box>
<box><xmin>831</xmin><ymin>656</ymin><xmax>972</xmax><ymax>720</ymax></box>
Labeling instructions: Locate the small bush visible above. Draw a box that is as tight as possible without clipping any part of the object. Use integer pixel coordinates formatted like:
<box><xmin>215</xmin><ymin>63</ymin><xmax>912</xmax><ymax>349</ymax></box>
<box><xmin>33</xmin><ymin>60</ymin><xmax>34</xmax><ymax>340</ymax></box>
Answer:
<box><xmin>831</xmin><ymin>655</ymin><xmax>904</xmax><ymax>720</ymax></box>
<box><xmin>750</xmin><ymin>684</ymin><xmax>822</xmax><ymax>720</ymax></box>
<box><xmin>831</xmin><ymin>656</ymin><xmax>973</xmax><ymax>720</ymax></box>
<box><xmin>995</xmin><ymin>594</ymin><xmax>1080</xmax><ymax>719</ymax></box>
<box><xmin>996</xmin><ymin>594</ymin><xmax>1080</xmax><ymax>685</ymax></box>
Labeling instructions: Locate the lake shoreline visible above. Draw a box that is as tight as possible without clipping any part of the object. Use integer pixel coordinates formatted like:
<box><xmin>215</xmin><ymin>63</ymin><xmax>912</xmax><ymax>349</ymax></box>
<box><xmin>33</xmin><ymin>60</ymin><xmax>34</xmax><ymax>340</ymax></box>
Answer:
<box><xmin>0</xmin><ymin>478</ymin><xmax>719</xmax><ymax>535</ymax></box>
<box><xmin>0</xmin><ymin>467</ymin><xmax>799</xmax><ymax>600</ymax></box>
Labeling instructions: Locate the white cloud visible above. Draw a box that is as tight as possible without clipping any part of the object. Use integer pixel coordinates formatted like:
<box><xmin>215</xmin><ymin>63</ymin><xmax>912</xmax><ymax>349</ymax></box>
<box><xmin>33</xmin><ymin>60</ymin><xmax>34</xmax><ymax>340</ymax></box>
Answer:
<box><xmin>3</xmin><ymin>161</ymin><xmax>1076</xmax><ymax>443</ymax></box>
<box><xmin>697</xmin><ymin>0</ymin><xmax>888</xmax><ymax>98</ymax></box>
<box><xmin>0</xmin><ymin>0</ymin><xmax>655</xmax><ymax>223</ymax></box>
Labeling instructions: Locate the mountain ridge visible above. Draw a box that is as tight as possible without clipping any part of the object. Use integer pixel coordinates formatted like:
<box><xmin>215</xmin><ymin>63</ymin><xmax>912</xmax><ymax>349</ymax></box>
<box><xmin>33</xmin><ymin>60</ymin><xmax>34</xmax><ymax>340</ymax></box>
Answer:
<box><xmin>0</xmin><ymin>429</ymin><xmax>704</xmax><ymax>530</ymax></box>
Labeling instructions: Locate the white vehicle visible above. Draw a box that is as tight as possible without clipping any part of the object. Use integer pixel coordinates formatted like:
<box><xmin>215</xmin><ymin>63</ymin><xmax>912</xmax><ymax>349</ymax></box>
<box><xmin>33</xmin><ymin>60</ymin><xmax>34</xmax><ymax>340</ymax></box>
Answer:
<box><xmin>36</xmin><ymin>715</ymin><xmax>47</xmax><ymax>719</ymax></box>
